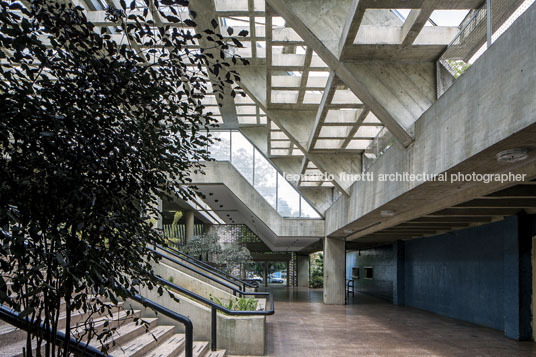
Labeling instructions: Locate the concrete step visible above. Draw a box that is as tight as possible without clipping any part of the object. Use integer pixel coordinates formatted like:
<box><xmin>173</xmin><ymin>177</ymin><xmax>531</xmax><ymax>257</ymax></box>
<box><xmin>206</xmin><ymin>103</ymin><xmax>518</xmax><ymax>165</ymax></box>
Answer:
<box><xmin>69</xmin><ymin>309</ymin><xmax>141</xmax><ymax>340</ymax></box>
<box><xmin>178</xmin><ymin>341</ymin><xmax>209</xmax><ymax>357</ymax></box>
<box><xmin>109</xmin><ymin>325</ymin><xmax>175</xmax><ymax>357</ymax></box>
<box><xmin>146</xmin><ymin>333</ymin><xmax>185</xmax><ymax>357</ymax></box>
<box><xmin>90</xmin><ymin>317</ymin><xmax>159</xmax><ymax>351</ymax></box>
<box><xmin>205</xmin><ymin>349</ymin><xmax>226</xmax><ymax>357</ymax></box>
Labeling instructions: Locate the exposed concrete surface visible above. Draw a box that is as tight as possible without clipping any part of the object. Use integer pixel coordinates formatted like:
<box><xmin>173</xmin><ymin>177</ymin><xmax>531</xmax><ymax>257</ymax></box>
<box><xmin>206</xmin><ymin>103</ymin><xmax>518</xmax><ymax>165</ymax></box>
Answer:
<box><xmin>323</xmin><ymin>237</ymin><xmax>345</xmax><ymax>304</ymax></box>
<box><xmin>189</xmin><ymin>161</ymin><xmax>324</xmax><ymax>245</ymax></box>
<box><xmin>325</xmin><ymin>3</ymin><xmax>536</xmax><ymax>238</ymax></box>
<box><xmin>296</xmin><ymin>255</ymin><xmax>310</xmax><ymax>288</ymax></box>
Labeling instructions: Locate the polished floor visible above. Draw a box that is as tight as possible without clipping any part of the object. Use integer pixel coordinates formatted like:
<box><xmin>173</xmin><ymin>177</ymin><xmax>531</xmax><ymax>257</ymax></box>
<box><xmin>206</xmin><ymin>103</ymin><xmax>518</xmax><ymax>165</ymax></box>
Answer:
<box><xmin>249</xmin><ymin>287</ymin><xmax>536</xmax><ymax>357</ymax></box>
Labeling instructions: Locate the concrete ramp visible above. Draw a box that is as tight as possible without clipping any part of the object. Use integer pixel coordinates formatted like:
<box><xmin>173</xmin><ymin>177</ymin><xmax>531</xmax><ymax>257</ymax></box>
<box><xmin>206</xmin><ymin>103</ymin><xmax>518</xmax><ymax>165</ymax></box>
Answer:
<box><xmin>188</xmin><ymin>161</ymin><xmax>324</xmax><ymax>251</ymax></box>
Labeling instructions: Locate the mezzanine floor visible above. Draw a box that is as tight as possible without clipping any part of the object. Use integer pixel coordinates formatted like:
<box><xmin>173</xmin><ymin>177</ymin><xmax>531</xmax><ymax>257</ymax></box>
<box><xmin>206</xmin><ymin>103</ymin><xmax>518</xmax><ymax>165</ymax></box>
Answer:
<box><xmin>245</xmin><ymin>287</ymin><xmax>536</xmax><ymax>357</ymax></box>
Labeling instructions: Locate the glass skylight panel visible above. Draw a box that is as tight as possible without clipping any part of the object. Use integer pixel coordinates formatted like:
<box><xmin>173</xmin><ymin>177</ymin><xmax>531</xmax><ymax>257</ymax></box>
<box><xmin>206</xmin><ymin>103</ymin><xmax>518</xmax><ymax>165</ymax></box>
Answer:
<box><xmin>270</xmin><ymin>131</ymin><xmax>288</xmax><ymax>140</ymax></box>
<box><xmin>332</xmin><ymin>89</ymin><xmax>361</xmax><ymax>104</ymax></box>
<box><xmin>303</xmin><ymin>91</ymin><xmax>323</xmax><ymax>104</ymax></box>
<box><xmin>347</xmin><ymin>139</ymin><xmax>372</xmax><ymax>150</ymax></box>
<box><xmin>306</xmin><ymin>74</ymin><xmax>329</xmax><ymax>88</ymax></box>
<box><xmin>319</xmin><ymin>126</ymin><xmax>352</xmax><ymax>138</ymax></box>
<box><xmin>237</xmin><ymin>116</ymin><xmax>258</xmax><ymax>125</ymax></box>
<box><xmin>363</xmin><ymin>111</ymin><xmax>381</xmax><ymax>124</ymax></box>
<box><xmin>214</xmin><ymin>0</ymin><xmax>249</xmax><ymax>12</ymax></box>
<box><xmin>324</xmin><ymin>109</ymin><xmax>362</xmax><ymax>123</ymax></box>
<box><xmin>310</xmin><ymin>55</ymin><xmax>328</xmax><ymax>68</ymax></box>
<box><xmin>315</xmin><ymin>139</ymin><xmax>343</xmax><ymax>150</ymax></box>
<box><xmin>236</xmin><ymin>106</ymin><xmax>257</xmax><ymax>115</ymax></box>
<box><xmin>354</xmin><ymin>126</ymin><xmax>383</xmax><ymax>138</ymax></box>
<box><xmin>291</xmin><ymin>149</ymin><xmax>303</xmax><ymax>156</ymax></box>
<box><xmin>272</xmin><ymin>75</ymin><xmax>302</xmax><ymax>88</ymax></box>
<box><xmin>429</xmin><ymin>10</ymin><xmax>470</xmax><ymax>27</ymax></box>
<box><xmin>271</xmin><ymin>90</ymin><xmax>299</xmax><ymax>104</ymax></box>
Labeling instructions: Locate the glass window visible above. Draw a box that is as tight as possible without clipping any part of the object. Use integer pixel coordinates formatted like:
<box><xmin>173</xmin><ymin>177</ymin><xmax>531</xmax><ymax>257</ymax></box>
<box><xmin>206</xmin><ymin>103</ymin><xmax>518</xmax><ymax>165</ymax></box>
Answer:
<box><xmin>231</xmin><ymin>131</ymin><xmax>254</xmax><ymax>183</ymax></box>
<box><xmin>277</xmin><ymin>173</ymin><xmax>300</xmax><ymax>217</ymax></box>
<box><xmin>254</xmin><ymin>149</ymin><xmax>277</xmax><ymax>208</ymax></box>
<box><xmin>208</xmin><ymin>131</ymin><xmax>230</xmax><ymax>161</ymax></box>
<box><xmin>300</xmin><ymin>197</ymin><xmax>320</xmax><ymax>218</ymax></box>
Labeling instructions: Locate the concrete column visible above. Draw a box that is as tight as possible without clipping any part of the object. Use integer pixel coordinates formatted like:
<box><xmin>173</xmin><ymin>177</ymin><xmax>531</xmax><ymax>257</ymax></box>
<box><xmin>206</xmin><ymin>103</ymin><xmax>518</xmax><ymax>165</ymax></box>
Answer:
<box><xmin>392</xmin><ymin>240</ymin><xmax>405</xmax><ymax>306</ymax></box>
<box><xmin>323</xmin><ymin>237</ymin><xmax>345</xmax><ymax>305</ymax></box>
<box><xmin>185</xmin><ymin>211</ymin><xmax>195</xmax><ymax>242</ymax></box>
<box><xmin>297</xmin><ymin>255</ymin><xmax>310</xmax><ymax>288</ymax></box>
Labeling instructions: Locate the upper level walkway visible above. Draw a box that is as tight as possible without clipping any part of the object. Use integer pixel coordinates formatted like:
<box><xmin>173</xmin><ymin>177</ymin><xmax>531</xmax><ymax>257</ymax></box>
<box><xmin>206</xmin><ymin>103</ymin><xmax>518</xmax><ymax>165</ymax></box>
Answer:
<box><xmin>256</xmin><ymin>287</ymin><xmax>536</xmax><ymax>357</ymax></box>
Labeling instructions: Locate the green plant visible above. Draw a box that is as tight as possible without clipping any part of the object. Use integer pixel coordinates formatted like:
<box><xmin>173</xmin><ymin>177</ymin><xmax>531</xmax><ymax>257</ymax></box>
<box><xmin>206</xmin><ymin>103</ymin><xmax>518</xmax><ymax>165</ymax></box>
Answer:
<box><xmin>0</xmin><ymin>0</ymin><xmax>248</xmax><ymax>355</ymax></box>
<box><xmin>209</xmin><ymin>294</ymin><xmax>258</xmax><ymax>311</ymax></box>
<box><xmin>310</xmin><ymin>252</ymin><xmax>324</xmax><ymax>288</ymax></box>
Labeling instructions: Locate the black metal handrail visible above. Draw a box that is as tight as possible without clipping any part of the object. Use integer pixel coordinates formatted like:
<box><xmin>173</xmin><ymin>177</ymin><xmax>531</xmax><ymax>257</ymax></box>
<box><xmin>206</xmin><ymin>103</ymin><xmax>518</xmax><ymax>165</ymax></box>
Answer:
<box><xmin>0</xmin><ymin>305</ymin><xmax>106</xmax><ymax>357</ymax></box>
<box><xmin>157</xmin><ymin>245</ymin><xmax>257</xmax><ymax>289</ymax></box>
<box><xmin>156</xmin><ymin>275</ymin><xmax>274</xmax><ymax>351</ymax></box>
<box><xmin>130</xmin><ymin>294</ymin><xmax>193</xmax><ymax>357</ymax></box>
<box><xmin>150</xmin><ymin>247</ymin><xmax>260</xmax><ymax>298</ymax></box>
<box><xmin>0</xmin><ymin>296</ymin><xmax>194</xmax><ymax>357</ymax></box>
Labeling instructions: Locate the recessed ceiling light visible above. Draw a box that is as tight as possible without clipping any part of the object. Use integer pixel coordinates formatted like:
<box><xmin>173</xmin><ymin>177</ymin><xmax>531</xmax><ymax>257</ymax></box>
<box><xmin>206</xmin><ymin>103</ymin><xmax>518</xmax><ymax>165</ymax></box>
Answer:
<box><xmin>343</xmin><ymin>229</ymin><xmax>354</xmax><ymax>234</ymax></box>
<box><xmin>380</xmin><ymin>210</ymin><xmax>396</xmax><ymax>217</ymax></box>
<box><xmin>496</xmin><ymin>148</ymin><xmax>529</xmax><ymax>163</ymax></box>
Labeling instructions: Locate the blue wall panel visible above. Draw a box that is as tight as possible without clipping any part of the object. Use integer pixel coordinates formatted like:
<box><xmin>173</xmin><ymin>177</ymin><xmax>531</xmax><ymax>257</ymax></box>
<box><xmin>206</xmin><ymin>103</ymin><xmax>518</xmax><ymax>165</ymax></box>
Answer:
<box><xmin>404</xmin><ymin>217</ymin><xmax>516</xmax><ymax>331</ymax></box>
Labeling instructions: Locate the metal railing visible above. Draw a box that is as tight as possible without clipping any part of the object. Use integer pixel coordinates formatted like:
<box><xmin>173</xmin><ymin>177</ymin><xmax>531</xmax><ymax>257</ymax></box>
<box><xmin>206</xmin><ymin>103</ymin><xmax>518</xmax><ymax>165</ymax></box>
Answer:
<box><xmin>155</xmin><ymin>245</ymin><xmax>258</xmax><ymax>290</ymax></box>
<box><xmin>0</xmin><ymin>291</ymin><xmax>195</xmax><ymax>357</ymax></box>
<box><xmin>0</xmin><ymin>305</ymin><xmax>106</xmax><ymax>357</ymax></box>
<box><xmin>130</xmin><ymin>294</ymin><xmax>193</xmax><ymax>357</ymax></box>
<box><xmin>155</xmin><ymin>275</ymin><xmax>274</xmax><ymax>352</ymax></box>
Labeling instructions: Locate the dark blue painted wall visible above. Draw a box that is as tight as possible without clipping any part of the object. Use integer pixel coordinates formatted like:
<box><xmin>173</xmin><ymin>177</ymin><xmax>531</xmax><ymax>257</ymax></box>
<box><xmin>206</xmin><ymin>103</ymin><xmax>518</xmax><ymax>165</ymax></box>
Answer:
<box><xmin>404</xmin><ymin>218</ymin><xmax>514</xmax><ymax>331</ymax></box>
<box><xmin>346</xmin><ymin>245</ymin><xmax>394</xmax><ymax>301</ymax></box>
<box><xmin>345</xmin><ymin>215</ymin><xmax>534</xmax><ymax>339</ymax></box>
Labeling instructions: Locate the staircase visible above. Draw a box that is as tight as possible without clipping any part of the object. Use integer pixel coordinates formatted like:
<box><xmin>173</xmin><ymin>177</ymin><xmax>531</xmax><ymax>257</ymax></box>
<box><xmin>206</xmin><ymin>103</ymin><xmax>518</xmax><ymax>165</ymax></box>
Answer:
<box><xmin>0</xmin><ymin>299</ymin><xmax>226</xmax><ymax>357</ymax></box>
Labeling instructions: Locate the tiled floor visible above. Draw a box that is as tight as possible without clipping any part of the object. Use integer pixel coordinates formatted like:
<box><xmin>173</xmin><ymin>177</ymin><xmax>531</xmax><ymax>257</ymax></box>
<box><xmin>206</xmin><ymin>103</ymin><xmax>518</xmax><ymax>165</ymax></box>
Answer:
<box><xmin>258</xmin><ymin>287</ymin><xmax>536</xmax><ymax>357</ymax></box>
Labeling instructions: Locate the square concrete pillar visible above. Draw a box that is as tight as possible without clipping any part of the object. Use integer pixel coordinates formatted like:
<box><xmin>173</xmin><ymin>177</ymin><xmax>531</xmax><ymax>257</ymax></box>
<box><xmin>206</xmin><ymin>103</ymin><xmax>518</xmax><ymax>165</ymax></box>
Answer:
<box><xmin>297</xmin><ymin>255</ymin><xmax>310</xmax><ymax>287</ymax></box>
<box><xmin>323</xmin><ymin>236</ymin><xmax>345</xmax><ymax>305</ymax></box>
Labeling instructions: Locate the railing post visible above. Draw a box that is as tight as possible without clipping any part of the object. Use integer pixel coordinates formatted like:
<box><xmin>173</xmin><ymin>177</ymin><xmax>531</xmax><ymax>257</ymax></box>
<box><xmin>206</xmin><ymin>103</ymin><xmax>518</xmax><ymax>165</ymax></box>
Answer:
<box><xmin>486</xmin><ymin>0</ymin><xmax>492</xmax><ymax>48</ymax></box>
<box><xmin>184</xmin><ymin>320</ymin><xmax>193</xmax><ymax>357</ymax></box>
<box><xmin>211</xmin><ymin>306</ymin><xmax>217</xmax><ymax>351</ymax></box>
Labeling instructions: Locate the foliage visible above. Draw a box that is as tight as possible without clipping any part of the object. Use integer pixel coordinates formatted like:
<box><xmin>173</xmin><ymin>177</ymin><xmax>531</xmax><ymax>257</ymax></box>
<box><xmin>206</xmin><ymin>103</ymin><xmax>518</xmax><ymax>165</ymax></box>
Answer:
<box><xmin>217</xmin><ymin>243</ymin><xmax>253</xmax><ymax>275</ymax></box>
<box><xmin>447</xmin><ymin>59</ymin><xmax>471</xmax><ymax>78</ymax></box>
<box><xmin>310</xmin><ymin>252</ymin><xmax>323</xmax><ymax>288</ymax></box>
<box><xmin>183</xmin><ymin>231</ymin><xmax>222</xmax><ymax>261</ymax></box>
<box><xmin>0</xmin><ymin>0</ymin><xmax>247</xmax><ymax>355</ymax></box>
<box><xmin>183</xmin><ymin>229</ymin><xmax>253</xmax><ymax>274</ymax></box>
<box><xmin>209</xmin><ymin>294</ymin><xmax>258</xmax><ymax>312</ymax></box>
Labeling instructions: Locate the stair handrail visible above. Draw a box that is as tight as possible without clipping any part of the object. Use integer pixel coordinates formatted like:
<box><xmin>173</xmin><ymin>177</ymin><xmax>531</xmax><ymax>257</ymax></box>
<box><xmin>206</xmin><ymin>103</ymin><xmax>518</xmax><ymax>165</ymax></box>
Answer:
<box><xmin>130</xmin><ymin>294</ymin><xmax>193</xmax><ymax>357</ymax></box>
<box><xmin>156</xmin><ymin>245</ymin><xmax>257</xmax><ymax>289</ymax></box>
<box><xmin>0</xmin><ymin>305</ymin><xmax>106</xmax><ymax>357</ymax></box>
<box><xmin>149</xmin><ymin>247</ymin><xmax>257</xmax><ymax>297</ymax></box>
<box><xmin>156</xmin><ymin>275</ymin><xmax>274</xmax><ymax>352</ymax></box>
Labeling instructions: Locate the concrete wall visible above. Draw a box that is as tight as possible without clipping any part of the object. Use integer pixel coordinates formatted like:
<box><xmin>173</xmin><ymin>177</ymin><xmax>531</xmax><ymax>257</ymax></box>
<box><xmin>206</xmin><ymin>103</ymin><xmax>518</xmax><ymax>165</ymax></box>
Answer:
<box><xmin>346</xmin><ymin>246</ymin><xmax>394</xmax><ymax>302</ymax></box>
<box><xmin>345</xmin><ymin>216</ymin><xmax>535</xmax><ymax>339</ymax></box>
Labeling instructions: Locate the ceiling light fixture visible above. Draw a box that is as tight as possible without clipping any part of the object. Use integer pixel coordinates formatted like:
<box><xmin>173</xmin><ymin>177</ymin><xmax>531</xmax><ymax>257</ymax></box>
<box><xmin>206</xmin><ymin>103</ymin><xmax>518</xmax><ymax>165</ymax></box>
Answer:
<box><xmin>496</xmin><ymin>148</ymin><xmax>529</xmax><ymax>163</ymax></box>
<box><xmin>380</xmin><ymin>210</ymin><xmax>396</xmax><ymax>217</ymax></box>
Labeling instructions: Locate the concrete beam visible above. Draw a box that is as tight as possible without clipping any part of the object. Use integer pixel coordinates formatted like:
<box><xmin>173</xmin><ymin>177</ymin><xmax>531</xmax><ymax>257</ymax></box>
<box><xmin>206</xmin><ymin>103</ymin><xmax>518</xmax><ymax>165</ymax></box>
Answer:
<box><xmin>324</xmin><ymin>4</ymin><xmax>536</xmax><ymax>241</ymax></box>
<box><xmin>267</xmin><ymin>0</ymin><xmax>416</xmax><ymax>147</ymax></box>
